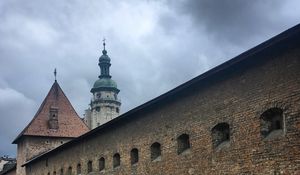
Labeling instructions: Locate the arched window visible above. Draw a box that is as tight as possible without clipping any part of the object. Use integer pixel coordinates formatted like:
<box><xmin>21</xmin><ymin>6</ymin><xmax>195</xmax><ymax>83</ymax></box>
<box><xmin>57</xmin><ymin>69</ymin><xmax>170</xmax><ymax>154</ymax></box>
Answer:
<box><xmin>99</xmin><ymin>157</ymin><xmax>105</xmax><ymax>171</ymax></box>
<box><xmin>130</xmin><ymin>148</ymin><xmax>139</xmax><ymax>165</ymax></box>
<box><xmin>67</xmin><ymin>167</ymin><xmax>72</xmax><ymax>175</ymax></box>
<box><xmin>150</xmin><ymin>142</ymin><xmax>161</xmax><ymax>161</ymax></box>
<box><xmin>260</xmin><ymin>107</ymin><xmax>284</xmax><ymax>138</ymax></box>
<box><xmin>76</xmin><ymin>164</ymin><xmax>81</xmax><ymax>175</ymax></box>
<box><xmin>53</xmin><ymin>171</ymin><xmax>56</xmax><ymax>175</ymax></box>
<box><xmin>177</xmin><ymin>134</ymin><xmax>191</xmax><ymax>154</ymax></box>
<box><xmin>87</xmin><ymin>161</ymin><xmax>93</xmax><ymax>173</ymax></box>
<box><xmin>211</xmin><ymin>122</ymin><xmax>230</xmax><ymax>149</ymax></box>
<box><xmin>113</xmin><ymin>153</ymin><xmax>121</xmax><ymax>168</ymax></box>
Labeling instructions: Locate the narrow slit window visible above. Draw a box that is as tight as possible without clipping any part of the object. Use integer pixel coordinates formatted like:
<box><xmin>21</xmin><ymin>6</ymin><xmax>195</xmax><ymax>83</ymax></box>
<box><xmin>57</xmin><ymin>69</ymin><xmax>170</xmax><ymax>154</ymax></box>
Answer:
<box><xmin>113</xmin><ymin>153</ymin><xmax>121</xmax><ymax>168</ymax></box>
<box><xmin>150</xmin><ymin>142</ymin><xmax>161</xmax><ymax>161</ymax></box>
<box><xmin>177</xmin><ymin>134</ymin><xmax>191</xmax><ymax>154</ymax></box>
<box><xmin>211</xmin><ymin>122</ymin><xmax>230</xmax><ymax>149</ymax></box>
<box><xmin>87</xmin><ymin>161</ymin><xmax>93</xmax><ymax>173</ymax></box>
<box><xmin>76</xmin><ymin>164</ymin><xmax>81</xmax><ymax>175</ymax></box>
<box><xmin>67</xmin><ymin>167</ymin><xmax>72</xmax><ymax>175</ymax></box>
<box><xmin>99</xmin><ymin>157</ymin><xmax>105</xmax><ymax>171</ymax></box>
<box><xmin>131</xmin><ymin>148</ymin><xmax>139</xmax><ymax>165</ymax></box>
<box><xmin>260</xmin><ymin>107</ymin><xmax>284</xmax><ymax>138</ymax></box>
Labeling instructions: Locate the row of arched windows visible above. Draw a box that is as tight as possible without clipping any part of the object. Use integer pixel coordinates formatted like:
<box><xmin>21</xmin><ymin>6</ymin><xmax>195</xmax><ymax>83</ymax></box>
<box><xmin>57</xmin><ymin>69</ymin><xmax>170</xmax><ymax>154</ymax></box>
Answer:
<box><xmin>46</xmin><ymin>107</ymin><xmax>284</xmax><ymax>175</ymax></box>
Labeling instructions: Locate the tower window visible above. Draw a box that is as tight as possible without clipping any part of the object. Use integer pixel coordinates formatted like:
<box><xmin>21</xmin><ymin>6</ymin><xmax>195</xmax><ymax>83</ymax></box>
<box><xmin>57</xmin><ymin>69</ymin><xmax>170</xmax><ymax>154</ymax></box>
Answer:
<box><xmin>99</xmin><ymin>157</ymin><xmax>105</xmax><ymax>171</ymax></box>
<box><xmin>76</xmin><ymin>164</ymin><xmax>81</xmax><ymax>175</ymax></box>
<box><xmin>53</xmin><ymin>171</ymin><xmax>56</xmax><ymax>175</ymax></box>
<box><xmin>87</xmin><ymin>161</ymin><xmax>93</xmax><ymax>173</ymax></box>
<box><xmin>49</xmin><ymin>107</ymin><xmax>59</xmax><ymax>129</ymax></box>
<box><xmin>211</xmin><ymin>123</ymin><xmax>230</xmax><ymax>149</ymax></box>
<box><xmin>60</xmin><ymin>168</ymin><xmax>63</xmax><ymax>175</ymax></box>
<box><xmin>113</xmin><ymin>153</ymin><xmax>121</xmax><ymax>168</ymax></box>
<box><xmin>177</xmin><ymin>134</ymin><xmax>191</xmax><ymax>154</ymax></box>
<box><xmin>116</xmin><ymin>107</ymin><xmax>119</xmax><ymax>113</ymax></box>
<box><xmin>95</xmin><ymin>107</ymin><xmax>100</xmax><ymax>112</ymax></box>
<box><xmin>150</xmin><ymin>142</ymin><xmax>161</xmax><ymax>161</ymax></box>
<box><xmin>260</xmin><ymin>108</ymin><xmax>284</xmax><ymax>138</ymax></box>
<box><xmin>130</xmin><ymin>148</ymin><xmax>139</xmax><ymax>165</ymax></box>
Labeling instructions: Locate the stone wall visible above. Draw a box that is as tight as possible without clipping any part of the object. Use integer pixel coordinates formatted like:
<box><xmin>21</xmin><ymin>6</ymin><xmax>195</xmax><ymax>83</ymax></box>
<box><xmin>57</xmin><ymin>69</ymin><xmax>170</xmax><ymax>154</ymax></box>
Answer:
<box><xmin>27</xmin><ymin>47</ymin><xmax>300</xmax><ymax>174</ymax></box>
<box><xmin>16</xmin><ymin>136</ymin><xmax>71</xmax><ymax>175</ymax></box>
<box><xmin>3</xmin><ymin>170</ymin><xmax>16</xmax><ymax>175</ymax></box>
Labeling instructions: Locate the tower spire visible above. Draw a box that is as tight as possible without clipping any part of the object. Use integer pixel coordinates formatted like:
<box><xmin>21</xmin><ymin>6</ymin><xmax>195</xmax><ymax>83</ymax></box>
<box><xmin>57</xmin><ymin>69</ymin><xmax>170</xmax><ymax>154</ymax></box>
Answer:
<box><xmin>98</xmin><ymin>39</ymin><xmax>111</xmax><ymax>78</ymax></box>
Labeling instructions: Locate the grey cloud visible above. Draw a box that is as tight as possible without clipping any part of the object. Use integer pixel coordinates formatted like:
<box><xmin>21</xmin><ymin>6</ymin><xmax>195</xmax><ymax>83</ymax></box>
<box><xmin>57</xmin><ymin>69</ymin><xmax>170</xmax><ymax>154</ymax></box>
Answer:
<box><xmin>0</xmin><ymin>87</ymin><xmax>36</xmax><ymax>156</ymax></box>
<box><xmin>163</xmin><ymin>0</ymin><xmax>300</xmax><ymax>49</ymax></box>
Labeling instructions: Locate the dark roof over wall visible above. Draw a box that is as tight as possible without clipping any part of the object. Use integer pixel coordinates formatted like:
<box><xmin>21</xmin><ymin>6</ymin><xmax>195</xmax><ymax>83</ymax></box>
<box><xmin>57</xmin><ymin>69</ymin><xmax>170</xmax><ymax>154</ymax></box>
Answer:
<box><xmin>13</xmin><ymin>81</ymin><xmax>89</xmax><ymax>144</ymax></box>
<box><xmin>23</xmin><ymin>23</ymin><xmax>300</xmax><ymax>166</ymax></box>
<box><xmin>0</xmin><ymin>163</ymin><xmax>16</xmax><ymax>175</ymax></box>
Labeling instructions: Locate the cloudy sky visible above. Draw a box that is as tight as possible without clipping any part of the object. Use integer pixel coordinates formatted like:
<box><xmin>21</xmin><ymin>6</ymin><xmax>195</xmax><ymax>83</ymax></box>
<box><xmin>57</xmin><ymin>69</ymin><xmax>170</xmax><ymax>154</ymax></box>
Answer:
<box><xmin>0</xmin><ymin>0</ymin><xmax>299</xmax><ymax>157</ymax></box>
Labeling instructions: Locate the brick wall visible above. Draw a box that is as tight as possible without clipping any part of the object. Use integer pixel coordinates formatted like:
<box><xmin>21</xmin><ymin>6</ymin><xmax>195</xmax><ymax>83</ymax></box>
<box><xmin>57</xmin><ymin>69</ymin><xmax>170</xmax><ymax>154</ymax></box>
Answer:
<box><xmin>16</xmin><ymin>136</ymin><xmax>71</xmax><ymax>175</ymax></box>
<box><xmin>27</xmin><ymin>47</ymin><xmax>300</xmax><ymax>174</ymax></box>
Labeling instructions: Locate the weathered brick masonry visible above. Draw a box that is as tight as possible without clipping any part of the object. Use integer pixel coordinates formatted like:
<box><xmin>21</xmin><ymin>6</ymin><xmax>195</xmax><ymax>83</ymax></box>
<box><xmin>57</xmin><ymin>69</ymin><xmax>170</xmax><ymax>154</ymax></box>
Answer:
<box><xmin>24</xmin><ymin>25</ymin><xmax>300</xmax><ymax>174</ymax></box>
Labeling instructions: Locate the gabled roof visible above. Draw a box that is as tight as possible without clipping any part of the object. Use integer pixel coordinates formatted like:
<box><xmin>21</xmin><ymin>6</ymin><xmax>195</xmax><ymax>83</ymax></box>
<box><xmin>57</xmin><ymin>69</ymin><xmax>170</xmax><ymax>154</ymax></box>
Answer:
<box><xmin>23</xmin><ymin>23</ymin><xmax>300</xmax><ymax>166</ymax></box>
<box><xmin>13</xmin><ymin>81</ymin><xmax>89</xmax><ymax>144</ymax></box>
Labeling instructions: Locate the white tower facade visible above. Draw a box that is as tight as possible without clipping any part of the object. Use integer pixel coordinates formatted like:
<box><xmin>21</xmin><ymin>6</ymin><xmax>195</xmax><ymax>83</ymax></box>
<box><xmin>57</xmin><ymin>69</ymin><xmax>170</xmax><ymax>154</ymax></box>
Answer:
<box><xmin>84</xmin><ymin>42</ymin><xmax>121</xmax><ymax>129</ymax></box>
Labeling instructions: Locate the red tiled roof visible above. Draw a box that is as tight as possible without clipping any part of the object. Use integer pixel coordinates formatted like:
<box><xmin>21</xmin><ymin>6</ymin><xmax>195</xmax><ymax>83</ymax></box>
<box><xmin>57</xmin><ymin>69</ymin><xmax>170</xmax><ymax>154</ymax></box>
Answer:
<box><xmin>13</xmin><ymin>81</ymin><xmax>89</xmax><ymax>143</ymax></box>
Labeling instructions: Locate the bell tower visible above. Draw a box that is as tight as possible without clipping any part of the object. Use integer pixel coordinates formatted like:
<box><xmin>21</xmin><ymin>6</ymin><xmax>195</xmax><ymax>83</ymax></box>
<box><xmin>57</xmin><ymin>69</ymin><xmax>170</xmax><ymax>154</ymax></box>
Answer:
<box><xmin>84</xmin><ymin>40</ymin><xmax>121</xmax><ymax>129</ymax></box>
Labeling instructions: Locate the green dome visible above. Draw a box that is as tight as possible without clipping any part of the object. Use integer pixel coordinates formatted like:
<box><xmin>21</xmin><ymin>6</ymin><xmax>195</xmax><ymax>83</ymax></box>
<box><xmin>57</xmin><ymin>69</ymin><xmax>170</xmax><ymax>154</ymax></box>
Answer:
<box><xmin>99</xmin><ymin>54</ymin><xmax>110</xmax><ymax>62</ymax></box>
<box><xmin>91</xmin><ymin>78</ymin><xmax>119</xmax><ymax>93</ymax></box>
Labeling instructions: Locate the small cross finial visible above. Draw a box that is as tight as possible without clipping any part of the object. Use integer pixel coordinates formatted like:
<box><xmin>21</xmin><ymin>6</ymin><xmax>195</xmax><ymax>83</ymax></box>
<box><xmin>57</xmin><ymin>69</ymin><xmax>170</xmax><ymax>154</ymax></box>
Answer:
<box><xmin>103</xmin><ymin>38</ymin><xmax>106</xmax><ymax>50</ymax></box>
<box><xmin>54</xmin><ymin>68</ymin><xmax>57</xmax><ymax>81</ymax></box>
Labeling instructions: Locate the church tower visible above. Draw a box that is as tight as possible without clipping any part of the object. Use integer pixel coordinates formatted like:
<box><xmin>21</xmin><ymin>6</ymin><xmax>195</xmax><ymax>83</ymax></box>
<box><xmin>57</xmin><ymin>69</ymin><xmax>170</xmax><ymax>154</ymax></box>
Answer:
<box><xmin>13</xmin><ymin>74</ymin><xmax>89</xmax><ymax>175</ymax></box>
<box><xmin>84</xmin><ymin>41</ymin><xmax>121</xmax><ymax>129</ymax></box>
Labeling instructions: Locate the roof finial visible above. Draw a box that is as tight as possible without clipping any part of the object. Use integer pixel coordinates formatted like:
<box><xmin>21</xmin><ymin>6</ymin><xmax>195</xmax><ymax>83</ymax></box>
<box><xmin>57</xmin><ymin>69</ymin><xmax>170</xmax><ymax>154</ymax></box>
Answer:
<box><xmin>102</xmin><ymin>38</ymin><xmax>107</xmax><ymax>55</ymax></box>
<box><xmin>54</xmin><ymin>68</ymin><xmax>57</xmax><ymax>82</ymax></box>
<box><xmin>103</xmin><ymin>38</ymin><xmax>106</xmax><ymax>50</ymax></box>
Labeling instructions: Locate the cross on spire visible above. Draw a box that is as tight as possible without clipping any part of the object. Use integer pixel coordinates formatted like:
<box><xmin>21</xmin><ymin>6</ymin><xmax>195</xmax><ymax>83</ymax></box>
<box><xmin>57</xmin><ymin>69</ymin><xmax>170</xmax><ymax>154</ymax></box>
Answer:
<box><xmin>103</xmin><ymin>38</ymin><xmax>106</xmax><ymax>50</ymax></box>
<box><xmin>54</xmin><ymin>68</ymin><xmax>57</xmax><ymax>81</ymax></box>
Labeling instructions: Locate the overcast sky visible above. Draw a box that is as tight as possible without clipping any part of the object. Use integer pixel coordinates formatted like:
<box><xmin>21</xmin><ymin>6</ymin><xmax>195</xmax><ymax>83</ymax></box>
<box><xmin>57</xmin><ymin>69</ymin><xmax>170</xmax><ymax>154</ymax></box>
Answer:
<box><xmin>0</xmin><ymin>0</ymin><xmax>299</xmax><ymax>157</ymax></box>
